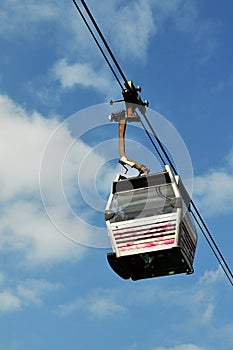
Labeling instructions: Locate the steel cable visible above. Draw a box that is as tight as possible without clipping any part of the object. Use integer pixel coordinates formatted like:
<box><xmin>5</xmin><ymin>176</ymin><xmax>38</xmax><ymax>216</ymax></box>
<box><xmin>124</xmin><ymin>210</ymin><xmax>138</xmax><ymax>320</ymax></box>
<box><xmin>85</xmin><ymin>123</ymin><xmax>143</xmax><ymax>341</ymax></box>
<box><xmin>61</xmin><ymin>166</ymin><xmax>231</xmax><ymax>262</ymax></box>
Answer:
<box><xmin>71</xmin><ymin>0</ymin><xmax>124</xmax><ymax>89</ymax></box>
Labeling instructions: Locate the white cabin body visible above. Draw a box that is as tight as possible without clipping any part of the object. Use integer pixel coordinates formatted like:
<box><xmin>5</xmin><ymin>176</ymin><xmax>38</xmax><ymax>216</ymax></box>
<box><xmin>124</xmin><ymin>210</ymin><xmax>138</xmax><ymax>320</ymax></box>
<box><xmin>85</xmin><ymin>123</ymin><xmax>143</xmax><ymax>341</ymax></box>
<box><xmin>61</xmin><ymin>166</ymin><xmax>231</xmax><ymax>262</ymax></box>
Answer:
<box><xmin>105</xmin><ymin>165</ymin><xmax>197</xmax><ymax>280</ymax></box>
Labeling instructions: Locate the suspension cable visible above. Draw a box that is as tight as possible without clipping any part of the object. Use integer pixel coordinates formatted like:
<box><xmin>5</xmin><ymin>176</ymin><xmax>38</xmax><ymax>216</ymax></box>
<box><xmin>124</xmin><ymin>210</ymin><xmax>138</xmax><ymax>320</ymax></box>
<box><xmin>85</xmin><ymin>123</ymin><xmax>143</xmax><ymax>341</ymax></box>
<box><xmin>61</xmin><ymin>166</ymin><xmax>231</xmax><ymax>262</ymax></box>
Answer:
<box><xmin>79</xmin><ymin>0</ymin><xmax>129</xmax><ymax>88</ymax></box>
<box><xmin>191</xmin><ymin>202</ymin><xmax>233</xmax><ymax>285</ymax></box>
<box><xmin>139</xmin><ymin>117</ymin><xmax>166</xmax><ymax>167</ymax></box>
<box><xmin>71</xmin><ymin>0</ymin><xmax>123</xmax><ymax>89</ymax></box>
<box><xmin>71</xmin><ymin>0</ymin><xmax>233</xmax><ymax>285</ymax></box>
<box><xmin>141</xmin><ymin>111</ymin><xmax>178</xmax><ymax>175</ymax></box>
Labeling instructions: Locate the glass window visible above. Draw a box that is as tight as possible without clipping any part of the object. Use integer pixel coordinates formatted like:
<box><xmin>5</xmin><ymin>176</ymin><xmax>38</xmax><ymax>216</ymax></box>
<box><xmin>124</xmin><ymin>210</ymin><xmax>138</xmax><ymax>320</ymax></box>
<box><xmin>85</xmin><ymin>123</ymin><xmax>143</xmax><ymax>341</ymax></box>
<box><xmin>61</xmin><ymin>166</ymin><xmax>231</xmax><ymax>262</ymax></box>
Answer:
<box><xmin>110</xmin><ymin>184</ymin><xmax>177</xmax><ymax>222</ymax></box>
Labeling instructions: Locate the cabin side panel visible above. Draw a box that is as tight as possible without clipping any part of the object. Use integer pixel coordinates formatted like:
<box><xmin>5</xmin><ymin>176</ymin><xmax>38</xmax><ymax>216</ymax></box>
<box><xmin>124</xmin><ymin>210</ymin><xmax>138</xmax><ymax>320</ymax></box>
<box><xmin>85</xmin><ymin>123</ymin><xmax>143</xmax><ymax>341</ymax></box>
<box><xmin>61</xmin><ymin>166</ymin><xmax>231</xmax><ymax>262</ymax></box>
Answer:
<box><xmin>109</xmin><ymin>213</ymin><xmax>178</xmax><ymax>257</ymax></box>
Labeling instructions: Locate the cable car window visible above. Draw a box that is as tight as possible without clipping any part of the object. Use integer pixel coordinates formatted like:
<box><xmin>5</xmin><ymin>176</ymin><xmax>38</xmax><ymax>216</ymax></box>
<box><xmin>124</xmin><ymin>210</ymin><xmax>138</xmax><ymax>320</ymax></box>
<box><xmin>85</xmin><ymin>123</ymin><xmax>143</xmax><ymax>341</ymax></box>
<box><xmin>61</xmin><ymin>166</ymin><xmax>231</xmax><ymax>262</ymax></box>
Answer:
<box><xmin>110</xmin><ymin>184</ymin><xmax>177</xmax><ymax>222</ymax></box>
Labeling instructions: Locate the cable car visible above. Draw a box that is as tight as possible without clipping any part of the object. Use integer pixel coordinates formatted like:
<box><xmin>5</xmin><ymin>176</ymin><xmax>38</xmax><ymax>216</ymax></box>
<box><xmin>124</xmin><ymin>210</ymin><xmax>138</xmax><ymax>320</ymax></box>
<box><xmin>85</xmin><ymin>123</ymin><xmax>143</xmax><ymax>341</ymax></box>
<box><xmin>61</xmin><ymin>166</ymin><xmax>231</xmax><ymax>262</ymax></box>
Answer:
<box><xmin>105</xmin><ymin>165</ymin><xmax>198</xmax><ymax>281</ymax></box>
<box><xmin>72</xmin><ymin>4</ymin><xmax>232</xmax><ymax>284</ymax></box>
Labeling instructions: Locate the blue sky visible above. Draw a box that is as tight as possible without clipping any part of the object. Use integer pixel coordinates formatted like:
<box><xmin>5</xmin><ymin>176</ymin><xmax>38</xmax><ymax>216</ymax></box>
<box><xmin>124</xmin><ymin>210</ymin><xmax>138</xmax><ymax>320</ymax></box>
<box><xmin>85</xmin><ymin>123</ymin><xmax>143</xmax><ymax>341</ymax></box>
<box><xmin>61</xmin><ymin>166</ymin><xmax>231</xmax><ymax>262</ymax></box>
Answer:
<box><xmin>0</xmin><ymin>1</ymin><xmax>233</xmax><ymax>349</ymax></box>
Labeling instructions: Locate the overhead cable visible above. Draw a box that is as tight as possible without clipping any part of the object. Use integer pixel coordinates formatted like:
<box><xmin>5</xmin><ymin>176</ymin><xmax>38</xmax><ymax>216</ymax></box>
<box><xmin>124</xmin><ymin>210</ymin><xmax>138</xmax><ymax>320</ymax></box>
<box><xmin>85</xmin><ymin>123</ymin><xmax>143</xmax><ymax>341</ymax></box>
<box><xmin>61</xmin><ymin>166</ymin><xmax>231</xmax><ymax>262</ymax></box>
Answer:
<box><xmin>78</xmin><ymin>0</ymin><xmax>129</xmax><ymax>88</ymax></box>
<box><xmin>139</xmin><ymin>117</ymin><xmax>166</xmax><ymax>167</ymax></box>
<box><xmin>191</xmin><ymin>203</ymin><xmax>233</xmax><ymax>286</ymax></box>
<box><xmin>71</xmin><ymin>0</ymin><xmax>123</xmax><ymax>89</ymax></box>
<box><xmin>141</xmin><ymin>111</ymin><xmax>177</xmax><ymax>175</ymax></box>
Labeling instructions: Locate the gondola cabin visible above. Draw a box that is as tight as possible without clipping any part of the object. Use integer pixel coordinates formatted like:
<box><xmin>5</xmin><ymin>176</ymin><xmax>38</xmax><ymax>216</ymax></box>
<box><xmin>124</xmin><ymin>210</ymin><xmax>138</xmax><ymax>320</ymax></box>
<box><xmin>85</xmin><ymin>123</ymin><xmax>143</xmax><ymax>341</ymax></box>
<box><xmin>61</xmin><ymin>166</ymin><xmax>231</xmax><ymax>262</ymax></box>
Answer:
<box><xmin>105</xmin><ymin>165</ymin><xmax>197</xmax><ymax>280</ymax></box>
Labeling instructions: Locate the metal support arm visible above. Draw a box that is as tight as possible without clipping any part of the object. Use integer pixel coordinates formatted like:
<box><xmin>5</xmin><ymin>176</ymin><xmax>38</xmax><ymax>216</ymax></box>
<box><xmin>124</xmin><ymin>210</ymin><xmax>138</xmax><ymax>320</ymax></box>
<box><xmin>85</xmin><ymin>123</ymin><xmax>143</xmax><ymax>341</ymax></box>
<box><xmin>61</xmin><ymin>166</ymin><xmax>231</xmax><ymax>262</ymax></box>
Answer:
<box><xmin>118</xmin><ymin>118</ymin><xmax>149</xmax><ymax>175</ymax></box>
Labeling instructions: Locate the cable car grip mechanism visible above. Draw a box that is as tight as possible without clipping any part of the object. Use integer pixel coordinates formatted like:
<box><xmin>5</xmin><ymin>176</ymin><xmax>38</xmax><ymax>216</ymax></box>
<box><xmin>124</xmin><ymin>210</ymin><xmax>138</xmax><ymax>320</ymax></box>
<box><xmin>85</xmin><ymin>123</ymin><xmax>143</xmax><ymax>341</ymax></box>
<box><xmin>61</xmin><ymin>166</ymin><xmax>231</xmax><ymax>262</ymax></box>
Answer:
<box><xmin>109</xmin><ymin>80</ymin><xmax>150</xmax><ymax>176</ymax></box>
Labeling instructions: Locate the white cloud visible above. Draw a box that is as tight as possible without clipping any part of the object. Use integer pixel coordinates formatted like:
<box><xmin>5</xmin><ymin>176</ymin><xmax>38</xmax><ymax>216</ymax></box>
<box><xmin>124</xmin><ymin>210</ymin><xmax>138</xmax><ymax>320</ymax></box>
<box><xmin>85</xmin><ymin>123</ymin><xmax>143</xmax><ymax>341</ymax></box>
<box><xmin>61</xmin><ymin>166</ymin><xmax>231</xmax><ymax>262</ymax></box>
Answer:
<box><xmin>0</xmin><ymin>94</ymin><xmax>112</xmax><ymax>266</ymax></box>
<box><xmin>194</xmin><ymin>153</ymin><xmax>233</xmax><ymax>216</ymax></box>
<box><xmin>16</xmin><ymin>279</ymin><xmax>61</xmax><ymax>306</ymax></box>
<box><xmin>151</xmin><ymin>0</ymin><xmax>215</xmax><ymax>37</ymax></box>
<box><xmin>0</xmin><ymin>1</ymin><xmax>64</xmax><ymax>36</ymax></box>
<box><xmin>1</xmin><ymin>0</ymin><xmax>218</xmax><ymax>68</ymax></box>
<box><xmin>57</xmin><ymin>298</ymin><xmax>82</xmax><ymax>317</ymax></box>
<box><xmin>154</xmin><ymin>0</ymin><xmax>199</xmax><ymax>33</ymax></box>
<box><xmin>119</xmin><ymin>268</ymin><xmax>220</xmax><ymax>327</ymax></box>
<box><xmin>150</xmin><ymin>0</ymin><xmax>218</xmax><ymax>62</ymax></box>
<box><xmin>157</xmin><ymin>287</ymin><xmax>215</xmax><ymax>326</ymax></box>
<box><xmin>58</xmin><ymin>266</ymin><xmax>222</xmax><ymax>322</ymax></box>
<box><xmin>199</xmin><ymin>265</ymin><xmax>225</xmax><ymax>285</ymax></box>
<box><xmin>0</xmin><ymin>276</ymin><xmax>62</xmax><ymax>313</ymax></box>
<box><xmin>202</xmin><ymin>303</ymin><xmax>215</xmax><ymax>325</ymax></box>
<box><xmin>0</xmin><ymin>272</ymin><xmax>5</xmax><ymax>285</ymax></box>
<box><xmin>153</xmin><ymin>345</ymin><xmax>208</xmax><ymax>350</ymax></box>
<box><xmin>0</xmin><ymin>0</ymin><xmax>155</xmax><ymax>62</ymax></box>
<box><xmin>0</xmin><ymin>94</ymin><xmax>58</xmax><ymax>201</ymax></box>
<box><xmin>0</xmin><ymin>200</ymin><xmax>86</xmax><ymax>265</ymax></box>
<box><xmin>0</xmin><ymin>291</ymin><xmax>21</xmax><ymax>313</ymax></box>
<box><xmin>0</xmin><ymin>94</ymin><xmax>87</xmax><ymax>265</ymax></box>
<box><xmin>88</xmin><ymin>293</ymin><xmax>127</xmax><ymax>319</ymax></box>
<box><xmin>0</xmin><ymin>0</ymin><xmax>218</xmax><ymax>107</ymax></box>
<box><xmin>92</xmin><ymin>0</ymin><xmax>156</xmax><ymax>61</ymax></box>
<box><xmin>53</xmin><ymin>58</ymin><xmax>114</xmax><ymax>94</ymax></box>
<box><xmin>58</xmin><ymin>288</ymin><xmax>127</xmax><ymax>319</ymax></box>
